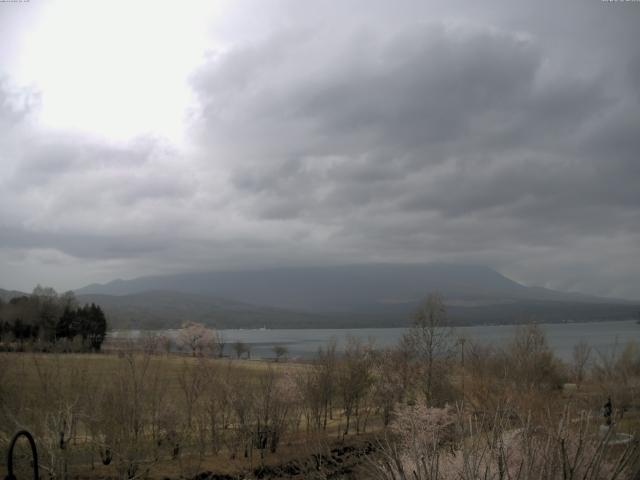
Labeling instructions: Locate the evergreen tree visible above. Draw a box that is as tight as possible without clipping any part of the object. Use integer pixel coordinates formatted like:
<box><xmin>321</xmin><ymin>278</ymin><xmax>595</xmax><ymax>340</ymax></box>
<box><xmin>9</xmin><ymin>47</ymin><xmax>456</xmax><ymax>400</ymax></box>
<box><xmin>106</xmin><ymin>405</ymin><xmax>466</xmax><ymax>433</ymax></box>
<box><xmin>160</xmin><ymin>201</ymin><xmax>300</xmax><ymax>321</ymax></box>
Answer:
<box><xmin>0</xmin><ymin>287</ymin><xmax>108</xmax><ymax>351</ymax></box>
<box><xmin>86</xmin><ymin>303</ymin><xmax>107</xmax><ymax>351</ymax></box>
<box><xmin>55</xmin><ymin>307</ymin><xmax>75</xmax><ymax>340</ymax></box>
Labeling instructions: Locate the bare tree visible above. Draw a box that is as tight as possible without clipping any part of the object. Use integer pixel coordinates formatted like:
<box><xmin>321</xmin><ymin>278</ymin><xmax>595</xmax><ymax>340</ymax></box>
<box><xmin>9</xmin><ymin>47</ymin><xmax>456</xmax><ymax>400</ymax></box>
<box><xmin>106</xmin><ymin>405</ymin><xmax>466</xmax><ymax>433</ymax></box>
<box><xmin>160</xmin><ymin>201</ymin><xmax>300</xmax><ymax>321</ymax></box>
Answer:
<box><xmin>507</xmin><ymin>324</ymin><xmax>563</xmax><ymax>391</ymax></box>
<box><xmin>96</xmin><ymin>351</ymin><xmax>158</xmax><ymax>480</ymax></box>
<box><xmin>316</xmin><ymin>339</ymin><xmax>337</xmax><ymax>430</ymax></box>
<box><xmin>177</xmin><ymin>358</ymin><xmax>207</xmax><ymax>429</ymax></box>
<box><xmin>404</xmin><ymin>293</ymin><xmax>453</xmax><ymax>404</ymax></box>
<box><xmin>297</xmin><ymin>364</ymin><xmax>324</xmax><ymax>432</ymax></box>
<box><xmin>371</xmin><ymin>349</ymin><xmax>406</xmax><ymax>426</ymax></box>
<box><xmin>338</xmin><ymin>337</ymin><xmax>373</xmax><ymax>435</ymax></box>
<box><xmin>226</xmin><ymin>369</ymin><xmax>255</xmax><ymax>460</ymax></box>
<box><xmin>141</xmin><ymin>333</ymin><xmax>160</xmax><ymax>355</ymax></box>
<box><xmin>232</xmin><ymin>340</ymin><xmax>250</xmax><ymax>359</ymax></box>
<box><xmin>203</xmin><ymin>362</ymin><xmax>232</xmax><ymax>455</ymax></box>
<box><xmin>158</xmin><ymin>334</ymin><xmax>172</xmax><ymax>355</ymax></box>
<box><xmin>272</xmin><ymin>345</ymin><xmax>288</xmax><ymax>362</ymax></box>
<box><xmin>214</xmin><ymin>330</ymin><xmax>226</xmax><ymax>358</ymax></box>
<box><xmin>572</xmin><ymin>341</ymin><xmax>592</xmax><ymax>384</ymax></box>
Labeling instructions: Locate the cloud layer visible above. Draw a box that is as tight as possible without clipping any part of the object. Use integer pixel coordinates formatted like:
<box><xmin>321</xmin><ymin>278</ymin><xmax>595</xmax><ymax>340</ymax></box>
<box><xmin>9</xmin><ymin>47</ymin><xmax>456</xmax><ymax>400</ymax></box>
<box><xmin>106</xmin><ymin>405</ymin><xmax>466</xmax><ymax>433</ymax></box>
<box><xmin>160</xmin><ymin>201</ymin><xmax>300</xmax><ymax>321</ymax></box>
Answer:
<box><xmin>1</xmin><ymin>0</ymin><xmax>639</xmax><ymax>298</ymax></box>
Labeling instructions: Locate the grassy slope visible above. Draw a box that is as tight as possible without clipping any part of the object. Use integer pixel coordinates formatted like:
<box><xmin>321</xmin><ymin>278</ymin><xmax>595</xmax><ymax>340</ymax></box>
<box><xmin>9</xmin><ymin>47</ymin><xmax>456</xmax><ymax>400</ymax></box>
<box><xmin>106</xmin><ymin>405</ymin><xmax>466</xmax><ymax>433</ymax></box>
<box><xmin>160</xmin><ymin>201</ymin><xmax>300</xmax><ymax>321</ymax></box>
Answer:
<box><xmin>0</xmin><ymin>352</ymin><xmax>349</xmax><ymax>479</ymax></box>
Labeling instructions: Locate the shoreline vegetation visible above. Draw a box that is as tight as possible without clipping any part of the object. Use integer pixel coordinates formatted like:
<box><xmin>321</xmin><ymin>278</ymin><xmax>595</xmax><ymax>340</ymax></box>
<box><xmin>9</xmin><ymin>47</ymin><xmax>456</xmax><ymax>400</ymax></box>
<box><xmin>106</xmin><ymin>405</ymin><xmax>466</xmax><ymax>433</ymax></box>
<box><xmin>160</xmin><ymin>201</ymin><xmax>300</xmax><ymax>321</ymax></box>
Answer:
<box><xmin>108</xmin><ymin>316</ymin><xmax>640</xmax><ymax>334</ymax></box>
<box><xmin>2</xmin><ymin>294</ymin><xmax>640</xmax><ymax>479</ymax></box>
<box><xmin>0</xmin><ymin>286</ymin><xmax>107</xmax><ymax>353</ymax></box>
<box><xmin>90</xmin><ymin>300</ymin><xmax>640</xmax><ymax>331</ymax></box>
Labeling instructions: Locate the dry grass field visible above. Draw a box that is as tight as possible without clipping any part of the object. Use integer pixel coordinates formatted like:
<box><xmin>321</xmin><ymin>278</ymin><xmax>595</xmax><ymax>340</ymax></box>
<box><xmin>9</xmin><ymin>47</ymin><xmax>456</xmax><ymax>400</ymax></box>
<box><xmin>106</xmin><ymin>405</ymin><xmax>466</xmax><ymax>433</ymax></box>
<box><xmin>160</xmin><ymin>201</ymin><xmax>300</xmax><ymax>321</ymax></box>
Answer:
<box><xmin>3</xmin><ymin>322</ymin><xmax>640</xmax><ymax>479</ymax></box>
<box><xmin>0</xmin><ymin>350</ymin><xmax>370</xmax><ymax>479</ymax></box>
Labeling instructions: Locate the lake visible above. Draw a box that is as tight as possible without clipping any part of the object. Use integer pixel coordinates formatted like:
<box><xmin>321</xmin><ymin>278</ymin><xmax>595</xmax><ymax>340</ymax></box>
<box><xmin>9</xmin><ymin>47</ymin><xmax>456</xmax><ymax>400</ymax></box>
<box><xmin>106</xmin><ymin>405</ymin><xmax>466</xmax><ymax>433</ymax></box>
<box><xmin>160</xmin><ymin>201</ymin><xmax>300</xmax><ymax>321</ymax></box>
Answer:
<box><xmin>110</xmin><ymin>320</ymin><xmax>640</xmax><ymax>361</ymax></box>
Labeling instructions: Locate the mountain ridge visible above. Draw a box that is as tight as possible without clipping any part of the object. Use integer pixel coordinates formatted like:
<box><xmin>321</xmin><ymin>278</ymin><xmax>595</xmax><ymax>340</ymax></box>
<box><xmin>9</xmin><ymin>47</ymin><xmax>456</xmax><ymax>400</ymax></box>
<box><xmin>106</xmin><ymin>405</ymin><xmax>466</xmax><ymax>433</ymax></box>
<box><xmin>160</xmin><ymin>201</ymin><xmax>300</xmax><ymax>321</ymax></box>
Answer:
<box><xmin>71</xmin><ymin>263</ymin><xmax>640</xmax><ymax>328</ymax></box>
<box><xmin>0</xmin><ymin>288</ymin><xmax>28</xmax><ymax>302</ymax></box>
<box><xmin>75</xmin><ymin>263</ymin><xmax>619</xmax><ymax>308</ymax></box>
<box><xmin>4</xmin><ymin>263</ymin><xmax>640</xmax><ymax>329</ymax></box>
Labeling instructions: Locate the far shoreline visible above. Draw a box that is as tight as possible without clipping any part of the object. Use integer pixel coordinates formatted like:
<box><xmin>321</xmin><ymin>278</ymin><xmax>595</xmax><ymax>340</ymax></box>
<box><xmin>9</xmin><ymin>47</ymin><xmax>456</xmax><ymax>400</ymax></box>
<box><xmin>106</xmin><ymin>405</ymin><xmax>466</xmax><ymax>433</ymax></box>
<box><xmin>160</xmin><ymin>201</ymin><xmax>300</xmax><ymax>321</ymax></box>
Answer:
<box><xmin>108</xmin><ymin>317</ymin><xmax>640</xmax><ymax>334</ymax></box>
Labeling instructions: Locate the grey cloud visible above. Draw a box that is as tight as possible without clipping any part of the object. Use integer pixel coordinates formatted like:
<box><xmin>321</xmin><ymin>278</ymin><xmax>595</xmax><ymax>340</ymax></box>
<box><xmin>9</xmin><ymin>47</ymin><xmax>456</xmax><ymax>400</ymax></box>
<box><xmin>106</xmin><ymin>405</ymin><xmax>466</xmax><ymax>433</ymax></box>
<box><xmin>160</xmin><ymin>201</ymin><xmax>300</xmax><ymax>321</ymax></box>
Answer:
<box><xmin>188</xmin><ymin>3</ymin><xmax>640</xmax><ymax>298</ymax></box>
<box><xmin>1</xmin><ymin>0</ymin><xmax>640</xmax><ymax>298</ymax></box>
<box><xmin>0</xmin><ymin>226</ymin><xmax>169</xmax><ymax>260</ymax></box>
<box><xmin>297</xmin><ymin>26</ymin><xmax>538</xmax><ymax>148</ymax></box>
<box><xmin>11</xmin><ymin>136</ymin><xmax>175</xmax><ymax>185</ymax></box>
<box><xmin>6</xmin><ymin>137</ymin><xmax>196</xmax><ymax>215</ymax></box>
<box><xmin>0</xmin><ymin>78</ymin><xmax>38</xmax><ymax>128</ymax></box>
<box><xmin>0</xmin><ymin>81</ymin><xmax>200</xmax><ymax>271</ymax></box>
<box><xmin>195</xmin><ymin>21</ymin><xmax>622</xmax><ymax>226</ymax></box>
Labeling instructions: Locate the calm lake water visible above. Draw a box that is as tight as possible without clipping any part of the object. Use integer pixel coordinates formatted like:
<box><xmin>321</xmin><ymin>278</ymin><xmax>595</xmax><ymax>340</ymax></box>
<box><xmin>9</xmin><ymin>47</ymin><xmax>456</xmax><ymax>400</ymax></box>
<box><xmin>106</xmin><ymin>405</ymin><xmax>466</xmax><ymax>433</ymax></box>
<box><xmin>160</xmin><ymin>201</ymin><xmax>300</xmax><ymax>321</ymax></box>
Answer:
<box><xmin>111</xmin><ymin>320</ymin><xmax>640</xmax><ymax>361</ymax></box>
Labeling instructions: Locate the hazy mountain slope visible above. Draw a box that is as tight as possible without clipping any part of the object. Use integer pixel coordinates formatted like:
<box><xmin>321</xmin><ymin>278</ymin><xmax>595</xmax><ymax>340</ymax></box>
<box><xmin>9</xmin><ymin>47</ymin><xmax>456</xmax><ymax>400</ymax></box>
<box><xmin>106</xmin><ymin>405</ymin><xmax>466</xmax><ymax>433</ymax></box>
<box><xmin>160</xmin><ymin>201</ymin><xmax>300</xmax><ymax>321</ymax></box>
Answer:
<box><xmin>76</xmin><ymin>263</ymin><xmax>613</xmax><ymax>312</ymax></box>
<box><xmin>0</xmin><ymin>288</ymin><xmax>27</xmax><ymax>302</ymax></box>
<box><xmin>77</xmin><ymin>290</ymin><xmax>640</xmax><ymax>330</ymax></box>
<box><xmin>76</xmin><ymin>290</ymin><xmax>327</xmax><ymax>330</ymax></box>
<box><xmin>72</xmin><ymin>263</ymin><xmax>640</xmax><ymax>329</ymax></box>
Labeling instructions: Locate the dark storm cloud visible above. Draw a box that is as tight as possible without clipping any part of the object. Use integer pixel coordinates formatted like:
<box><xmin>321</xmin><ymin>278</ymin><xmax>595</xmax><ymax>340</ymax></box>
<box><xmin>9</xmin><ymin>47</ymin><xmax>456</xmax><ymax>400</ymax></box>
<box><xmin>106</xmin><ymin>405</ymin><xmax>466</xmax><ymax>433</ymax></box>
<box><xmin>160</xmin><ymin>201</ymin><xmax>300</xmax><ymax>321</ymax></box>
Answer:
<box><xmin>294</xmin><ymin>27</ymin><xmax>538</xmax><ymax>147</ymax></box>
<box><xmin>1</xmin><ymin>0</ymin><xmax>640</xmax><ymax>297</ymax></box>
<box><xmin>188</xmin><ymin>2</ymin><xmax>640</xmax><ymax>298</ymax></box>
<box><xmin>193</xmin><ymin>20</ymin><xmax>633</xmax><ymax>224</ymax></box>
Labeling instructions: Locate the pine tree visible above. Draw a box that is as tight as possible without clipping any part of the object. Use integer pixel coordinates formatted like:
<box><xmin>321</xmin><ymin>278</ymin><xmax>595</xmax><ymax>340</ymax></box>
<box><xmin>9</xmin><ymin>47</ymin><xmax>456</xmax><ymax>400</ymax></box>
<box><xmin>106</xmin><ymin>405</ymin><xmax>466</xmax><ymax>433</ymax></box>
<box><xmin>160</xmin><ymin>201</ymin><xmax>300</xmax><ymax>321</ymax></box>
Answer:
<box><xmin>87</xmin><ymin>303</ymin><xmax>107</xmax><ymax>351</ymax></box>
<box><xmin>55</xmin><ymin>307</ymin><xmax>75</xmax><ymax>340</ymax></box>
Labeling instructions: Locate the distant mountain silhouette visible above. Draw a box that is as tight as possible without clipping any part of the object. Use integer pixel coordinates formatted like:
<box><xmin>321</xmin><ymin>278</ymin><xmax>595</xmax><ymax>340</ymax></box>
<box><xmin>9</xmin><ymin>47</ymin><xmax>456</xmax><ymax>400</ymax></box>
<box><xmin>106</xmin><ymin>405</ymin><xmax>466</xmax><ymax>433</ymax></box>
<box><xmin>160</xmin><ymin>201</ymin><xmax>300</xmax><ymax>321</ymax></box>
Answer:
<box><xmin>72</xmin><ymin>264</ymin><xmax>640</xmax><ymax>329</ymax></box>
<box><xmin>76</xmin><ymin>290</ymin><xmax>327</xmax><ymax>330</ymax></box>
<box><xmin>0</xmin><ymin>288</ymin><xmax>27</xmax><ymax>302</ymax></box>
<box><xmin>76</xmin><ymin>263</ymin><xmax>615</xmax><ymax>310</ymax></box>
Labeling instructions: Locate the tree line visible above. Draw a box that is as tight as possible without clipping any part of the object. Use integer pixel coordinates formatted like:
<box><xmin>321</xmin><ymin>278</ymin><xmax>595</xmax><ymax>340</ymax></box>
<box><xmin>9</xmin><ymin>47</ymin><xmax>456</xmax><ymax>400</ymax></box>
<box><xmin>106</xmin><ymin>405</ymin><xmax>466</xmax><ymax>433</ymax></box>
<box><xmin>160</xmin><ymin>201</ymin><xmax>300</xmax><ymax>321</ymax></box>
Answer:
<box><xmin>0</xmin><ymin>285</ymin><xmax>107</xmax><ymax>351</ymax></box>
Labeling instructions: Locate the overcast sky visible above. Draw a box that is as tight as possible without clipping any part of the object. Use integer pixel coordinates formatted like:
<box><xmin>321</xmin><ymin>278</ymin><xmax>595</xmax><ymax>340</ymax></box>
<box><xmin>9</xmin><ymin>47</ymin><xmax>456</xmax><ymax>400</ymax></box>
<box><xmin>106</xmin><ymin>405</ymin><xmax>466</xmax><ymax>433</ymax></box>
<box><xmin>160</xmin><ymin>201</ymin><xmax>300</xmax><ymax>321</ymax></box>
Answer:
<box><xmin>0</xmin><ymin>0</ymin><xmax>639</xmax><ymax>298</ymax></box>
